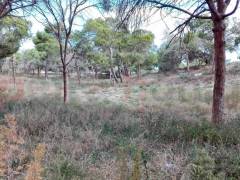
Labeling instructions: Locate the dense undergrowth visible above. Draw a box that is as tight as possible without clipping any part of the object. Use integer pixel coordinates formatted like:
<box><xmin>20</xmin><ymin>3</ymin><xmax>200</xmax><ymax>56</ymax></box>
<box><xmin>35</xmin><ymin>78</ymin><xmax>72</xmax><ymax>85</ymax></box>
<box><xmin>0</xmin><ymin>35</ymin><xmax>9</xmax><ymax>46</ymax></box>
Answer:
<box><xmin>1</xmin><ymin>97</ymin><xmax>240</xmax><ymax>179</ymax></box>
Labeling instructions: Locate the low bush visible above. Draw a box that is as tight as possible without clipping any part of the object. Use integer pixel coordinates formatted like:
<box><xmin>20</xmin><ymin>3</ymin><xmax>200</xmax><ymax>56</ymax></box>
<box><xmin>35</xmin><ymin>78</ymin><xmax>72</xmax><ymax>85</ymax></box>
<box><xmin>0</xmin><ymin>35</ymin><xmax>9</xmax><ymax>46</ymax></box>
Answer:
<box><xmin>185</xmin><ymin>147</ymin><xmax>240</xmax><ymax>180</ymax></box>
<box><xmin>189</xmin><ymin>148</ymin><xmax>216</xmax><ymax>180</ymax></box>
<box><xmin>144</xmin><ymin>110</ymin><xmax>240</xmax><ymax>146</ymax></box>
<box><xmin>45</xmin><ymin>155</ymin><xmax>86</xmax><ymax>180</ymax></box>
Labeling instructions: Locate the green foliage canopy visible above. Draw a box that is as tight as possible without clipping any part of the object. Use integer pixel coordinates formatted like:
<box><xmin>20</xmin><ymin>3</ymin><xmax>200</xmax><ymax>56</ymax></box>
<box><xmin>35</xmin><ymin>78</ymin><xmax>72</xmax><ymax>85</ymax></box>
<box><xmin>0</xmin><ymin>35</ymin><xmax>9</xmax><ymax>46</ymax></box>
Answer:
<box><xmin>33</xmin><ymin>31</ymin><xmax>58</xmax><ymax>60</ymax></box>
<box><xmin>0</xmin><ymin>16</ymin><xmax>30</xmax><ymax>59</ymax></box>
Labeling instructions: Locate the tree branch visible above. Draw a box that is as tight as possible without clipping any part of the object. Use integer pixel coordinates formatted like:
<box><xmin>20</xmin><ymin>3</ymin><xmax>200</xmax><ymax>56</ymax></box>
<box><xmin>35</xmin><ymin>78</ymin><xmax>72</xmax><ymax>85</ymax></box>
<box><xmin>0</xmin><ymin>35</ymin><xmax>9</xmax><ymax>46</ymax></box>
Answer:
<box><xmin>223</xmin><ymin>0</ymin><xmax>240</xmax><ymax>18</ymax></box>
<box><xmin>147</xmin><ymin>0</ymin><xmax>212</xmax><ymax>19</ymax></box>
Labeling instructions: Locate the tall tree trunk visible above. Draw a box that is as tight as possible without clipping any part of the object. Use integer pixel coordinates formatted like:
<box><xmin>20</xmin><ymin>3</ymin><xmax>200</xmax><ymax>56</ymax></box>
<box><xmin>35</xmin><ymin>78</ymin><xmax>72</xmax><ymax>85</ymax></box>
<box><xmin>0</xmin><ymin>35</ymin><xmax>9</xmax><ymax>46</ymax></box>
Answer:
<box><xmin>68</xmin><ymin>68</ymin><xmax>71</xmax><ymax>78</ymax></box>
<box><xmin>212</xmin><ymin>19</ymin><xmax>226</xmax><ymax>124</ymax></box>
<box><xmin>137</xmin><ymin>64</ymin><xmax>141</xmax><ymax>79</ymax></box>
<box><xmin>118</xmin><ymin>65</ymin><xmax>123</xmax><ymax>83</ymax></box>
<box><xmin>109</xmin><ymin>47</ymin><xmax>118</xmax><ymax>83</ymax></box>
<box><xmin>45</xmin><ymin>59</ymin><xmax>48</xmax><ymax>80</ymax></box>
<box><xmin>186</xmin><ymin>56</ymin><xmax>190</xmax><ymax>72</ymax></box>
<box><xmin>94</xmin><ymin>68</ymin><xmax>98</xmax><ymax>79</ymax></box>
<box><xmin>110</xmin><ymin>67</ymin><xmax>118</xmax><ymax>83</ymax></box>
<box><xmin>124</xmin><ymin>64</ymin><xmax>130</xmax><ymax>77</ymax></box>
<box><xmin>75</xmin><ymin>60</ymin><xmax>81</xmax><ymax>85</ymax></box>
<box><xmin>37</xmin><ymin>66</ymin><xmax>40</xmax><ymax>78</ymax></box>
<box><xmin>0</xmin><ymin>61</ymin><xmax>3</xmax><ymax>73</ymax></box>
<box><xmin>63</xmin><ymin>65</ymin><xmax>67</xmax><ymax>103</ymax></box>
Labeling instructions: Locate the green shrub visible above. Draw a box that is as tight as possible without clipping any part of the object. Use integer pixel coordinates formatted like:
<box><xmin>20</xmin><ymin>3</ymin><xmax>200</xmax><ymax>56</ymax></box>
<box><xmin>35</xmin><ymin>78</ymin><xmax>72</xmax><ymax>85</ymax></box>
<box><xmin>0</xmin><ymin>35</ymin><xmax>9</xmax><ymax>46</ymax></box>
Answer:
<box><xmin>101</xmin><ymin>122</ymin><xmax>114</xmax><ymax>136</ymax></box>
<box><xmin>188</xmin><ymin>147</ymin><xmax>240</xmax><ymax>180</ymax></box>
<box><xmin>190</xmin><ymin>148</ymin><xmax>217</xmax><ymax>180</ymax></box>
<box><xmin>46</xmin><ymin>156</ymin><xmax>85</xmax><ymax>180</ymax></box>
<box><xmin>144</xmin><ymin>110</ymin><xmax>240</xmax><ymax>146</ymax></box>
<box><xmin>90</xmin><ymin>150</ymin><xmax>101</xmax><ymax>164</ymax></box>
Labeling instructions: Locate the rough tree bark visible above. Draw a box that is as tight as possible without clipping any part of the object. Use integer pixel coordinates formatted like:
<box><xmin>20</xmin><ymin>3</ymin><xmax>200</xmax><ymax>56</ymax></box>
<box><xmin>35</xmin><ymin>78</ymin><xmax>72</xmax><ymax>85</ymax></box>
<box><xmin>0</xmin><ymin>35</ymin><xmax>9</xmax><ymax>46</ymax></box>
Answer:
<box><xmin>212</xmin><ymin>19</ymin><xmax>226</xmax><ymax>124</ymax></box>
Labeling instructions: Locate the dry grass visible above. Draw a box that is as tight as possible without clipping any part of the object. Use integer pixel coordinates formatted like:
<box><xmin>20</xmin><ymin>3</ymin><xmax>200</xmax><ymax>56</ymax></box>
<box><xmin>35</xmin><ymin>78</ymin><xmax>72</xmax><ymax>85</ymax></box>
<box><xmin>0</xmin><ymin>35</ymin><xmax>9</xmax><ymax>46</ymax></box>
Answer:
<box><xmin>2</xmin><ymin>96</ymin><xmax>238</xmax><ymax>179</ymax></box>
<box><xmin>1</xmin><ymin>64</ymin><xmax>240</xmax><ymax>179</ymax></box>
<box><xmin>25</xmin><ymin>144</ymin><xmax>45</xmax><ymax>180</ymax></box>
<box><xmin>0</xmin><ymin>76</ymin><xmax>24</xmax><ymax>110</ymax></box>
<box><xmin>86</xmin><ymin>85</ymin><xmax>102</xmax><ymax>94</ymax></box>
<box><xmin>225</xmin><ymin>86</ymin><xmax>240</xmax><ymax>112</ymax></box>
<box><xmin>0</xmin><ymin>114</ymin><xmax>45</xmax><ymax>180</ymax></box>
<box><xmin>0</xmin><ymin>114</ymin><xmax>26</xmax><ymax>179</ymax></box>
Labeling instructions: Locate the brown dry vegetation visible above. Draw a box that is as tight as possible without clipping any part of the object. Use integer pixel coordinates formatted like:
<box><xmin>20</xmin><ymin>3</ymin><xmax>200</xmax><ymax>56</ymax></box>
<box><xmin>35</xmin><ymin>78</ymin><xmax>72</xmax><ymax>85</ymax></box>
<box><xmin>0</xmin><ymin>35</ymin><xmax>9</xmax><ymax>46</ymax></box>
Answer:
<box><xmin>1</xmin><ymin>63</ymin><xmax>240</xmax><ymax>179</ymax></box>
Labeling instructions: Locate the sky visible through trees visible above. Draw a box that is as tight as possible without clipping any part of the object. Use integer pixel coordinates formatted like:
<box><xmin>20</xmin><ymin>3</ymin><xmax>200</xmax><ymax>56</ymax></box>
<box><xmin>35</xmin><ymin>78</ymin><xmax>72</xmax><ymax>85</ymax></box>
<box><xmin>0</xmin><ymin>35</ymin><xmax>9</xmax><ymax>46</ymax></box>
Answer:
<box><xmin>20</xmin><ymin>2</ymin><xmax>239</xmax><ymax>50</ymax></box>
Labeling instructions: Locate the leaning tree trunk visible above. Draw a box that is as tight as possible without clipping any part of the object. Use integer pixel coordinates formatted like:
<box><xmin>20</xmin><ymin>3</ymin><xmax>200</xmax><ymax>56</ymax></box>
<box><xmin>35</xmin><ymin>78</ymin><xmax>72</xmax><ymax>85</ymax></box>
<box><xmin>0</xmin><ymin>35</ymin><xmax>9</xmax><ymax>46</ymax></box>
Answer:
<box><xmin>110</xmin><ymin>67</ymin><xmax>119</xmax><ymax>83</ymax></box>
<box><xmin>212</xmin><ymin>19</ymin><xmax>226</xmax><ymax>124</ymax></box>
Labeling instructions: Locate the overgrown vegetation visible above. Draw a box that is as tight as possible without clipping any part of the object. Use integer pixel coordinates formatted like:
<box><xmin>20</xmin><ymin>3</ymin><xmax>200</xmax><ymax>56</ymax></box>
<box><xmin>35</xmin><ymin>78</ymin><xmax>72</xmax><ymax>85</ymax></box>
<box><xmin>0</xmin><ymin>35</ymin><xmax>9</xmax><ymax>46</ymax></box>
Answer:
<box><xmin>0</xmin><ymin>0</ymin><xmax>240</xmax><ymax>179</ymax></box>
<box><xmin>1</xmin><ymin>96</ymin><xmax>239</xmax><ymax>179</ymax></box>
